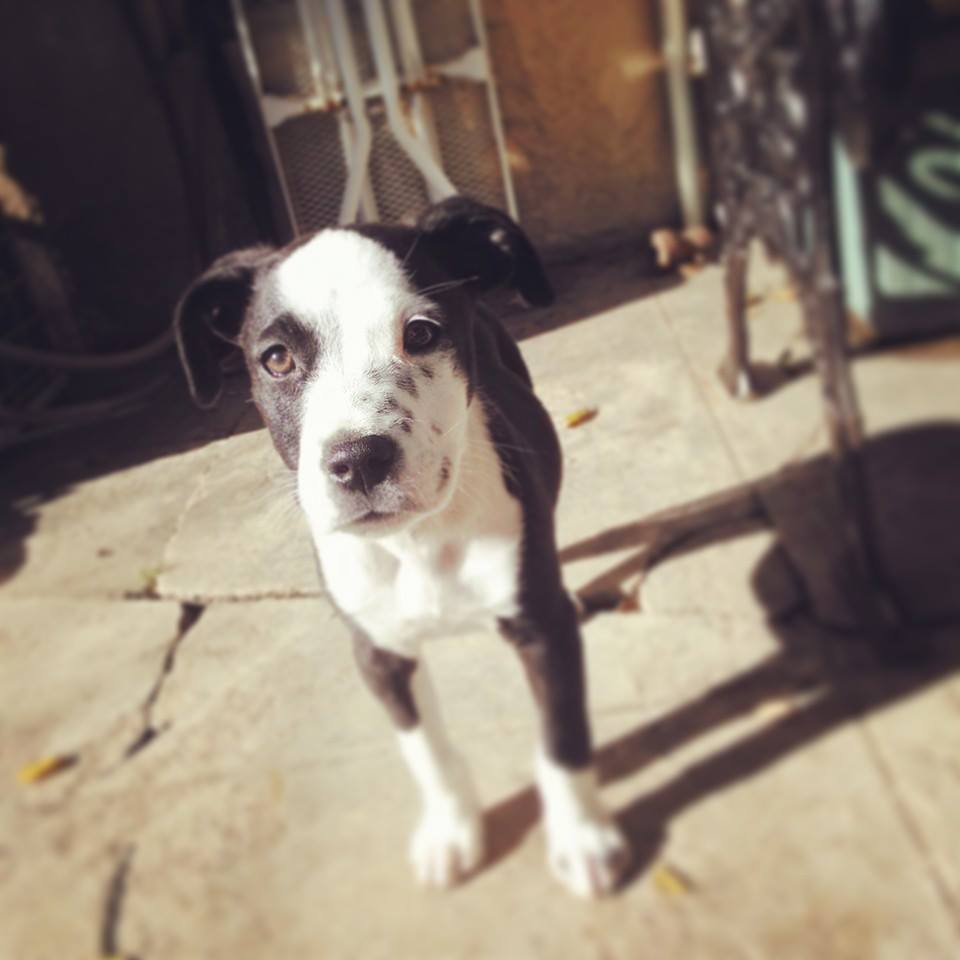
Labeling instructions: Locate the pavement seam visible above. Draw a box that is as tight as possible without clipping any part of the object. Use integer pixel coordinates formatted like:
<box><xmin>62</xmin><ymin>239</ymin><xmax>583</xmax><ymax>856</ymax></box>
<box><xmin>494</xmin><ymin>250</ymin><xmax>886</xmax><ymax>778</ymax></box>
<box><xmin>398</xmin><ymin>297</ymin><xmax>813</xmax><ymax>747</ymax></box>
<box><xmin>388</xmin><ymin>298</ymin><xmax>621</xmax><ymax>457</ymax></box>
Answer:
<box><xmin>156</xmin><ymin>444</ymin><xmax>221</xmax><ymax>593</ymax></box>
<box><xmin>856</xmin><ymin>717</ymin><xmax>960</xmax><ymax>937</ymax></box>
<box><xmin>651</xmin><ymin>287</ymin><xmax>751</xmax><ymax>485</ymax></box>
<box><xmin>154</xmin><ymin>587</ymin><xmax>324</xmax><ymax>604</ymax></box>
<box><xmin>651</xmin><ymin>289</ymin><xmax>823</xmax><ymax>630</ymax></box>
<box><xmin>123</xmin><ymin>602</ymin><xmax>205</xmax><ymax>760</ymax></box>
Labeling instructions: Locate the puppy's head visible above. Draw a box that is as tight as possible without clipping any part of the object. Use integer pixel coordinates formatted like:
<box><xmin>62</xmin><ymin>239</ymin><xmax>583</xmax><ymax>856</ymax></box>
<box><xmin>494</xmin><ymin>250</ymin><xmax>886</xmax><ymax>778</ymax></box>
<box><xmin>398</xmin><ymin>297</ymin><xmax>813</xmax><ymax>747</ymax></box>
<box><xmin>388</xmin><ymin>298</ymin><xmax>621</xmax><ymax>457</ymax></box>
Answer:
<box><xmin>174</xmin><ymin>198</ymin><xmax>551</xmax><ymax>538</ymax></box>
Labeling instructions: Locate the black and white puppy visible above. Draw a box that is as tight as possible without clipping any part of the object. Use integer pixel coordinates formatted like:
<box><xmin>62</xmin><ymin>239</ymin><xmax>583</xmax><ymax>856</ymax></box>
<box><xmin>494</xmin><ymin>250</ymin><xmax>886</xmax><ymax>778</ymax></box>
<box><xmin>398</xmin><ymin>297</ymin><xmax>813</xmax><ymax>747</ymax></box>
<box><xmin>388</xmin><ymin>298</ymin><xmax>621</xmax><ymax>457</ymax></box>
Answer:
<box><xmin>174</xmin><ymin>198</ymin><xmax>631</xmax><ymax>898</ymax></box>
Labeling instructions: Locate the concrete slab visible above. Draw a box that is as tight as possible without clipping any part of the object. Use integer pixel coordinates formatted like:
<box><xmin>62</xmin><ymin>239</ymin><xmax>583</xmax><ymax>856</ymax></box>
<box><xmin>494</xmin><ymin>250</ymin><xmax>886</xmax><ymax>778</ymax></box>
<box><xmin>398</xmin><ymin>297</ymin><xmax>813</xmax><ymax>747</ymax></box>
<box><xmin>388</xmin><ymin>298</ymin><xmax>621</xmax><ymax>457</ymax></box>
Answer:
<box><xmin>0</xmin><ymin>445</ymin><xmax>215</xmax><ymax>599</ymax></box>
<box><xmin>841</xmin><ymin>633</ymin><xmax>960</xmax><ymax>923</ymax></box>
<box><xmin>14</xmin><ymin>601</ymin><xmax>952</xmax><ymax>960</ymax></box>
<box><xmin>156</xmin><ymin>430</ymin><xmax>320</xmax><ymax>602</ymax></box>
<box><xmin>0</xmin><ymin>598</ymin><xmax>183</xmax><ymax>960</ymax></box>
<box><xmin>519</xmin><ymin>288</ymin><xmax>742</xmax><ymax>598</ymax></box>
<box><xmin>0</xmin><ymin>598</ymin><xmax>183</xmax><ymax>778</ymax></box>
<box><xmin>658</xmin><ymin>266</ymin><xmax>960</xmax><ymax>625</ymax></box>
<box><xmin>655</xmin><ymin>263</ymin><xmax>828</xmax><ymax>480</ymax></box>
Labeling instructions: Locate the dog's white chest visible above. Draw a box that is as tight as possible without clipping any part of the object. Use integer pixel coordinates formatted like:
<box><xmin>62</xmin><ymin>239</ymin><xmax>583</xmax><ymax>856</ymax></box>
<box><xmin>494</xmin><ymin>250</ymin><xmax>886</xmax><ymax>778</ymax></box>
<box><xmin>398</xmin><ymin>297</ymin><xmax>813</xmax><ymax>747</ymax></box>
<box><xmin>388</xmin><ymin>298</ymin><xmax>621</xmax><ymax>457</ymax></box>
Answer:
<box><xmin>318</xmin><ymin>521</ymin><xmax>522</xmax><ymax>655</ymax></box>
<box><xmin>395</xmin><ymin>532</ymin><xmax>520</xmax><ymax>628</ymax></box>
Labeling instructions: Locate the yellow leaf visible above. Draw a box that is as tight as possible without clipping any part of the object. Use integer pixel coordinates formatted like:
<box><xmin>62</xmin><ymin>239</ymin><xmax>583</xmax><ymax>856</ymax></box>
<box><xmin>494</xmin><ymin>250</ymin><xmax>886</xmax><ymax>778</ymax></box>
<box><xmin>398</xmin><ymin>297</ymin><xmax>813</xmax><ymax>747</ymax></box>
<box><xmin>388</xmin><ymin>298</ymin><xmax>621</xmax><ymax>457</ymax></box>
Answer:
<box><xmin>652</xmin><ymin>862</ymin><xmax>695</xmax><ymax>897</ymax></box>
<box><xmin>771</xmin><ymin>285</ymin><xmax>798</xmax><ymax>302</ymax></box>
<box><xmin>17</xmin><ymin>753</ymin><xmax>78</xmax><ymax>785</ymax></box>
<box><xmin>564</xmin><ymin>407</ymin><xmax>598</xmax><ymax>429</ymax></box>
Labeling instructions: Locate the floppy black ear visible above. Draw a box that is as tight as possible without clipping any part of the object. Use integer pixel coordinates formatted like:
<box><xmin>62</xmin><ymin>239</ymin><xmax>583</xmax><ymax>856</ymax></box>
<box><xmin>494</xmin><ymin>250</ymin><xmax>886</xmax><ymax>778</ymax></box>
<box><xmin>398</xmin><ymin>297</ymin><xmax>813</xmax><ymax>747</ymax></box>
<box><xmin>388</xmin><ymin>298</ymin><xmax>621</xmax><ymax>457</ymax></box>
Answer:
<box><xmin>417</xmin><ymin>197</ymin><xmax>554</xmax><ymax>307</ymax></box>
<box><xmin>173</xmin><ymin>245</ymin><xmax>274</xmax><ymax>408</ymax></box>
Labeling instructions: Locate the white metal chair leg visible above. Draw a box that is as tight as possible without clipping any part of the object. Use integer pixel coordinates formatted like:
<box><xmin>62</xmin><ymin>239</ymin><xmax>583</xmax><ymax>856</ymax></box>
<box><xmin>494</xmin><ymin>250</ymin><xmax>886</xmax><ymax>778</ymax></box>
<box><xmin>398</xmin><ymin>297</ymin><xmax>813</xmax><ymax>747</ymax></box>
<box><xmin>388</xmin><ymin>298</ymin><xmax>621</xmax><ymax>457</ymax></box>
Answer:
<box><xmin>361</xmin><ymin>0</ymin><xmax>457</xmax><ymax>201</ymax></box>
<box><xmin>325</xmin><ymin>0</ymin><xmax>376</xmax><ymax>224</ymax></box>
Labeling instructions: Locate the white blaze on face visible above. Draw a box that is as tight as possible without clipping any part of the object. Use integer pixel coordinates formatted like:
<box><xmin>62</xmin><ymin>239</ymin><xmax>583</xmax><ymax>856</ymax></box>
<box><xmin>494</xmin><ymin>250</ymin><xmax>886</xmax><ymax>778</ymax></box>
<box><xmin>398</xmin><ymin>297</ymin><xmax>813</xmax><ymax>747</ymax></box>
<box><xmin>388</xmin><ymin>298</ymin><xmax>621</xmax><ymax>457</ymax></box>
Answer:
<box><xmin>267</xmin><ymin>230</ymin><xmax>471</xmax><ymax>536</ymax></box>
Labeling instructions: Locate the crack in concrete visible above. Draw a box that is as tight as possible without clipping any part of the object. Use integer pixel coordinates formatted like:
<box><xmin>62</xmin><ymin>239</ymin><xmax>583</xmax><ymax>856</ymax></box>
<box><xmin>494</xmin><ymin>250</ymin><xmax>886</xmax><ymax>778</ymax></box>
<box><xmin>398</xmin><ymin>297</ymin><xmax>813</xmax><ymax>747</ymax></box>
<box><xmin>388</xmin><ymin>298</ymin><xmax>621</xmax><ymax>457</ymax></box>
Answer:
<box><xmin>124</xmin><ymin>602</ymin><xmax>205</xmax><ymax>759</ymax></box>
<box><xmin>99</xmin><ymin>844</ymin><xmax>137</xmax><ymax>960</ymax></box>
<box><xmin>154</xmin><ymin>587</ymin><xmax>324</xmax><ymax>604</ymax></box>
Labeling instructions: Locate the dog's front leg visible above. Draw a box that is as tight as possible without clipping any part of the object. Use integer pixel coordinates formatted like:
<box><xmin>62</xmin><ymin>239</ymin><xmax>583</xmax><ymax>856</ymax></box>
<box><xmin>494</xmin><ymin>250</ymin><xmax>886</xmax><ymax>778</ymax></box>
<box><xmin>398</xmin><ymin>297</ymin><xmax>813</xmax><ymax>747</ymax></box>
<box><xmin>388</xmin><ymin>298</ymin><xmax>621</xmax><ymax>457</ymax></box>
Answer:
<box><xmin>353</xmin><ymin>633</ymin><xmax>484</xmax><ymax>888</ymax></box>
<box><xmin>499</xmin><ymin>595</ymin><xmax>631</xmax><ymax>897</ymax></box>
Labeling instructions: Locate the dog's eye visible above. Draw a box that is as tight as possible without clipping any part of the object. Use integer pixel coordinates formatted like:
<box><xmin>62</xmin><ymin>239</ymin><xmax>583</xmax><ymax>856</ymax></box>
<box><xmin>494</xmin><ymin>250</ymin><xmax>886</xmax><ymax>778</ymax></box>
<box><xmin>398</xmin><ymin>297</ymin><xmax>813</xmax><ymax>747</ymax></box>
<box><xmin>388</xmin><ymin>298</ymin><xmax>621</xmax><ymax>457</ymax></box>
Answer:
<box><xmin>403</xmin><ymin>317</ymin><xmax>440</xmax><ymax>354</ymax></box>
<box><xmin>261</xmin><ymin>345</ymin><xmax>295</xmax><ymax>377</ymax></box>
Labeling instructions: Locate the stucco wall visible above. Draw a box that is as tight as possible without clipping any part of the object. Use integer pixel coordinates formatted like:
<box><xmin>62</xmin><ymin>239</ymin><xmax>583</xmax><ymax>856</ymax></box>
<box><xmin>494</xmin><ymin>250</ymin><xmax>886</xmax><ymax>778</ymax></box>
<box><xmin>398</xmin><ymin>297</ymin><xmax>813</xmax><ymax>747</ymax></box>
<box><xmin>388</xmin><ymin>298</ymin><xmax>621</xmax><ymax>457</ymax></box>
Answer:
<box><xmin>484</xmin><ymin>0</ymin><xmax>677</xmax><ymax>256</ymax></box>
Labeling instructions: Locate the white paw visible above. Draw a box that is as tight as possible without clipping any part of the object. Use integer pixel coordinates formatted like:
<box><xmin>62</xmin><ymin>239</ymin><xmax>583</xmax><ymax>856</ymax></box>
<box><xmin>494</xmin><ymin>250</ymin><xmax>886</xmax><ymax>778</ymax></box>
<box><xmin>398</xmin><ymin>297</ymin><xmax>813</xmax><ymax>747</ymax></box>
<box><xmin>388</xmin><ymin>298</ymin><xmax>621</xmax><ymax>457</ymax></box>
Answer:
<box><xmin>410</xmin><ymin>802</ymin><xmax>485</xmax><ymax>889</ymax></box>
<box><xmin>545</xmin><ymin>816</ymin><xmax>632</xmax><ymax>899</ymax></box>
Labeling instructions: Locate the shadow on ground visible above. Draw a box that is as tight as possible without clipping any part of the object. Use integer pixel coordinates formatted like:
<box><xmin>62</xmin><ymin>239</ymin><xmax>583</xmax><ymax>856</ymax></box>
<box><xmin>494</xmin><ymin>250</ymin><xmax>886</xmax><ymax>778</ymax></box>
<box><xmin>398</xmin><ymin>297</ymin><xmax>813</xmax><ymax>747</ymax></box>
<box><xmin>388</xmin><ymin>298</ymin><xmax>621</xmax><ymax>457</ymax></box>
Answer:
<box><xmin>483</xmin><ymin>421</ymin><xmax>960</xmax><ymax>888</ymax></box>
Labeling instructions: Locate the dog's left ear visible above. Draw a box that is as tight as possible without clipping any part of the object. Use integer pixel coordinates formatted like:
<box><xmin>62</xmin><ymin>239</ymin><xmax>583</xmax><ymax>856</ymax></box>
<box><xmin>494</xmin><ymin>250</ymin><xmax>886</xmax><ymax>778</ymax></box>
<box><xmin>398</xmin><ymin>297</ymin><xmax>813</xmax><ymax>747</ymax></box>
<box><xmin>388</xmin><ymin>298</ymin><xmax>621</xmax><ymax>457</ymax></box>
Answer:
<box><xmin>417</xmin><ymin>197</ymin><xmax>554</xmax><ymax>307</ymax></box>
<box><xmin>174</xmin><ymin>245</ymin><xmax>274</xmax><ymax>408</ymax></box>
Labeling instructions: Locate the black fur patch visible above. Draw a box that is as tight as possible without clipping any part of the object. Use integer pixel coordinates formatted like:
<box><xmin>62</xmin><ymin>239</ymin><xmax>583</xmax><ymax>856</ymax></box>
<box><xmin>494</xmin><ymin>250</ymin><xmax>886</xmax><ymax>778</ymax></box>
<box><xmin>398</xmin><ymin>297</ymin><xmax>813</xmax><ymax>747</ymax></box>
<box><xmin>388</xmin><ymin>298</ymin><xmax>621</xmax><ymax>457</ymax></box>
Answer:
<box><xmin>395</xmin><ymin>371</ymin><xmax>418</xmax><ymax>397</ymax></box>
<box><xmin>352</xmin><ymin>632</ymin><xmax>419</xmax><ymax>729</ymax></box>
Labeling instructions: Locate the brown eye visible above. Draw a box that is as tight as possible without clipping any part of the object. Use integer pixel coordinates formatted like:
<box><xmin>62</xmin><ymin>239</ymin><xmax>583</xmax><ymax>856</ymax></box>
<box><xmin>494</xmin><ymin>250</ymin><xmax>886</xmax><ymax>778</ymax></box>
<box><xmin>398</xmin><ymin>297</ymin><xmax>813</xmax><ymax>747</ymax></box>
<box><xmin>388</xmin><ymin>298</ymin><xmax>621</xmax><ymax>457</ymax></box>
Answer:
<box><xmin>404</xmin><ymin>317</ymin><xmax>440</xmax><ymax>354</ymax></box>
<box><xmin>261</xmin><ymin>345</ymin><xmax>295</xmax><ymax>377</ymax></box>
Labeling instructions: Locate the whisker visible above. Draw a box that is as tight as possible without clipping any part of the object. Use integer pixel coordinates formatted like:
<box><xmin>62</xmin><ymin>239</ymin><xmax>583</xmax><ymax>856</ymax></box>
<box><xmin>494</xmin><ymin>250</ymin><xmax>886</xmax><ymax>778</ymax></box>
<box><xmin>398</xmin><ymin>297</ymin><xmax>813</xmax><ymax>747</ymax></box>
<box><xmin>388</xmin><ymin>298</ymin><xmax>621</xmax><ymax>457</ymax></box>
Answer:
<box><xmin>416</xmin><ymin>275</ymin><xmax>479</xmax><ymax>298</ymax></box>
<box><xmin>402</xmin><ymin>231</ymin><xmax>423</xmax><ymax>267</ymax></box>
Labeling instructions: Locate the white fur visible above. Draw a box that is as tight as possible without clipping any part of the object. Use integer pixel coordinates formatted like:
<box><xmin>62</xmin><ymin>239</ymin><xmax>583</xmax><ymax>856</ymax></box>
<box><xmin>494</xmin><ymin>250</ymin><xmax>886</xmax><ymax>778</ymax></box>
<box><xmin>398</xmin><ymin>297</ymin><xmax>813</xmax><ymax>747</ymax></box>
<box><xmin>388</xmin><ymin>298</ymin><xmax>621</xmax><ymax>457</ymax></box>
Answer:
<box><xmin>397</xmin><ymin>663</ymin><xmax>484</xmax><ymax>887</ymax></box>
<box><xmin>535</xmin><ymin>749</ymin><xmax>631</xmax><ymax>898</ymax></box>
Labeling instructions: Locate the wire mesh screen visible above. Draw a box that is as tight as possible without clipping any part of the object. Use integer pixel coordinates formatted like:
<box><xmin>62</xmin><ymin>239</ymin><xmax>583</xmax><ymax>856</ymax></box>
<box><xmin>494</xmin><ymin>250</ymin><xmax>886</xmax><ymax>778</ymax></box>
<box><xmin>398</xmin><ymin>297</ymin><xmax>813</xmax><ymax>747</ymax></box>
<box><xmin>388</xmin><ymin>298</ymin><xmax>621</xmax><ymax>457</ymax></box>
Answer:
<box><xmin>414</xmin><ymin>0</ymin><xmax>476</xmax><ymax>64</ymax></box>
<box><xmin>241</xmin><ymin>0</ymin><xmax>511</xmax><ymax>234</ymax></box>
<box><xmin>368</xmin><ymin>107</ymin><xmax>431</xmax><ymax>224</ymax></box>
<box><xmin>431</xmin><ymin>81</ymin><xmax>507</xmax><ymax>211</ymax></box>
<box><xmin>273</xmin><ymin>111</ymin><xmax>348</xmax><ymax>233</ymax></box>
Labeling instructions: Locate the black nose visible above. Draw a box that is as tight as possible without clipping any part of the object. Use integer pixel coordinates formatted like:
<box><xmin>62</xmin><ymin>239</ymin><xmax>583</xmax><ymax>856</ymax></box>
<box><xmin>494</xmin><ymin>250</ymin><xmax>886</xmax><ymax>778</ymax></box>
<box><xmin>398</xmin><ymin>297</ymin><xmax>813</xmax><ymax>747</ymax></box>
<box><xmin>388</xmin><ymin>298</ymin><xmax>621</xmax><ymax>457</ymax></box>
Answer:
<box><xmin>325</xmin><ymin>434</ymin><xmax>398</xmax><ymax>492</ymax></box>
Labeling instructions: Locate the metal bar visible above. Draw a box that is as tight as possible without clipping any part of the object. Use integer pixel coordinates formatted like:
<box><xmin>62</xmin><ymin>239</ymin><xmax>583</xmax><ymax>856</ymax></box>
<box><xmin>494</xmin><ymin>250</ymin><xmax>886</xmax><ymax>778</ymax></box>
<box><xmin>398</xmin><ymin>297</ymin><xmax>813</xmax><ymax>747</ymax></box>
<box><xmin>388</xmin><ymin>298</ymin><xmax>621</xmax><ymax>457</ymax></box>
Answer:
<box><xmin>230</xmin><ymin>0</ymin><xmax>299</xmax><ymax>236</ymax></box>
<box><xmin>299</xmin><ymin>0</ymin><xmax>377</xmax><ymax>221</ymax></box>
<box><xmin>325</xmin><ymin>0</ymin><xmax>376</xmax><ymax>223</ymax></box>
<box><xmin>392</xmin><ymin>0</ymin><xmax>447</xmax><ymax>202</ymax></box>
<box><xmin>294</xmin><ymin>0</ymin><xmax>329</xmax><ymax>102</ymax></box>
<box><xmin>467</xmin><ymin>0</ymin><xmax>518</xmax><ymax>220</ymax></box>
<box><xmin>660</xmin><ymin>0</ymin><xmax>705</xmax><ymax>227</ymax></box>
<box><xmin>361</xmin><ymin>0</ymin><xmax>457</xmax><ymax>199</ymax></box>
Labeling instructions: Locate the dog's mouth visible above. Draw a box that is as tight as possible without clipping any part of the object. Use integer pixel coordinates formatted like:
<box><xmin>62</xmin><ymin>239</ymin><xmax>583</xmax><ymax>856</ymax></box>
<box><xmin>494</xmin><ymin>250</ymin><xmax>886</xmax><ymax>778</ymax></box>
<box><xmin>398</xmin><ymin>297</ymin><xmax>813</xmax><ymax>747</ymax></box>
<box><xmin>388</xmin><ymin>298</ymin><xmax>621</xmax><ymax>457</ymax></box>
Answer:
<box><xmin>334</xmin><ymin>495</ymin><xmax>420</xmax><ymax>534</ymax></box>
<box><xmin>337</xmin><ymin>509</ymin><xmax>412</xmax><ymax>535</ymax></box>
<box><xmin>354</xmin><ymin>510</ymin><xmax>398</xmax><ymax>525</ymax></box>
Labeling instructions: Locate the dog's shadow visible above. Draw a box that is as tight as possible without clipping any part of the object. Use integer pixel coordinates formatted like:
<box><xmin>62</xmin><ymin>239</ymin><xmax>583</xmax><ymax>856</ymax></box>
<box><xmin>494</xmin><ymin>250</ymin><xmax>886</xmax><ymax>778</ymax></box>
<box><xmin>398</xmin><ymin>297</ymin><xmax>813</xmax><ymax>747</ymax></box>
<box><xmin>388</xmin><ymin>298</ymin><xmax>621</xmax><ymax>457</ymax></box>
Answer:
<box><xmin>481</xmin><ymin>421</ymin><xmax>960</xmax><ymax>888</ymax></box>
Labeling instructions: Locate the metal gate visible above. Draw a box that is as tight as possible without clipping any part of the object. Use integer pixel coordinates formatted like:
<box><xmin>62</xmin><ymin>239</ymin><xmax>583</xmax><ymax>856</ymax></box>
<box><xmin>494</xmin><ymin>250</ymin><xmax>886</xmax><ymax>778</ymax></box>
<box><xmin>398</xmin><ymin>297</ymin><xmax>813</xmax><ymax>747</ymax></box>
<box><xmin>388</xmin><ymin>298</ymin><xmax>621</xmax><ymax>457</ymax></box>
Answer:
<box><xmin>231</xmin><ymin>0</ymin><xmax>517</xmax><ymax>236</ymax></box>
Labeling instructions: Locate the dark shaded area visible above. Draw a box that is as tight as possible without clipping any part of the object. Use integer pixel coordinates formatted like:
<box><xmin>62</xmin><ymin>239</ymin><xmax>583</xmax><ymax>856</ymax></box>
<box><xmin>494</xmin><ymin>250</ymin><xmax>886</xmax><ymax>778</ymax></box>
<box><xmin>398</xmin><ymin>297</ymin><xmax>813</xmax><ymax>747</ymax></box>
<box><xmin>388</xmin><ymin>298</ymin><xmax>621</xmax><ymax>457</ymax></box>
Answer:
<box><xmin>483</xmin><ymin>422</ymin><xmax>960</xmax><ymax>889</ymax></box>
<box><xmin>0</xmin><ymin>1</ymin><xmax>269</xmax><ymax>349</ymax></box>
